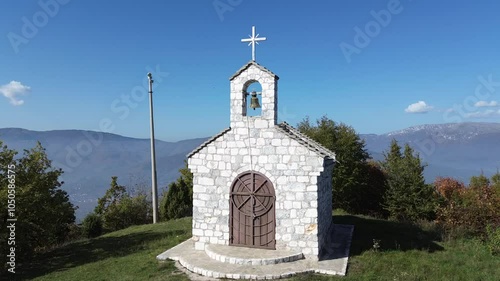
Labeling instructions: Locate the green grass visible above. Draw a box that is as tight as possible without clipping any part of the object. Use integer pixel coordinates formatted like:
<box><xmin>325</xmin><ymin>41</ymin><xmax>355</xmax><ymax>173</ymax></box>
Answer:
<box><xmin>14</xmin><ymin>214</ymin><xmax>499</xmax><ymax>281</ymax></box>
<box><xmin>290</xmin><ymin>214</ymin><xmax>499</xmax><ymax>281</ymax></box>
<box><xmin>16</xmin><ymin>218</ymin><xmax>192</xmax><ymax>281</ymax></box>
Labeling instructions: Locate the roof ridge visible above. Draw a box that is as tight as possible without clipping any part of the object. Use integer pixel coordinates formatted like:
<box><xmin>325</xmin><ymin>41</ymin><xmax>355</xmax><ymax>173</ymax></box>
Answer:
<box><xmin>229</xmin><ymin>61</ymin><xmax>279</xmax><ymax>81</ymax></box>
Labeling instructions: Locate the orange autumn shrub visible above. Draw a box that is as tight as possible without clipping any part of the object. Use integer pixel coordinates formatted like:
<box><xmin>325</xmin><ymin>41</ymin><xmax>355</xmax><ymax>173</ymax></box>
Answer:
<box><xmin>436</xmin><ymin>177</ymin><xmax>500</xmax><ymax>239</ymax></box>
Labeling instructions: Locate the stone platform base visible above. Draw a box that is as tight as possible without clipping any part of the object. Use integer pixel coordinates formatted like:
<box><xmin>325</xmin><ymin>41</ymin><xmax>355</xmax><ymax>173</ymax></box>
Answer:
<box><xmin>156</xmin><ymin>224</ymin><xmax>354</xmax><ymax>279</ymax></box>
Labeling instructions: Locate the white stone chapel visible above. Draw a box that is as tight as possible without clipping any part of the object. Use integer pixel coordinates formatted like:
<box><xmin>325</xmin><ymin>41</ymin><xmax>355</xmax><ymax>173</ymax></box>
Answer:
<box><xmin>186</xmin><ymin>27</ymin><xmax>337</xmax><ymax>261</ymax></box>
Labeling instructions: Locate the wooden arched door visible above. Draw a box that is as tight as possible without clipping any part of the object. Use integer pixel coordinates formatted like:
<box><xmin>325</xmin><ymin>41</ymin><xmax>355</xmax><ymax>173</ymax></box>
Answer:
<box><xmin>229</xmin><ymin>171</ymin><xmax>275</xmax><ymax>249</ymax></box>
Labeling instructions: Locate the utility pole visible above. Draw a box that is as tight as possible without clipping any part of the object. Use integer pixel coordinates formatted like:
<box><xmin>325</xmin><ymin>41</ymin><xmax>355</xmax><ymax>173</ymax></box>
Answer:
<box><xmin>148</xmin><ymin>72</ymin><xmax>159</xmax><ymax>223</ymax></box>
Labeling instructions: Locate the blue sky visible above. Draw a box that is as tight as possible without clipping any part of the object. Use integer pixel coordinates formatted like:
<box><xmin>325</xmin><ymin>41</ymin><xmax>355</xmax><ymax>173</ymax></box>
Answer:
<box><xmin>1</xmin><ymin>0</ymin><xmax>500</xmax><ymax>141</ymax></box>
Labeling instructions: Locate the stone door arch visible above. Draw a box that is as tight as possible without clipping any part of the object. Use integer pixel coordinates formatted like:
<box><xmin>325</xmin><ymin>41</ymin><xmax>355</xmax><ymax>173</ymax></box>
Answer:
<box><xmin>229</xmin><ymin>171</ymin><xmax>275</xmax><ymax>249</ymax></box>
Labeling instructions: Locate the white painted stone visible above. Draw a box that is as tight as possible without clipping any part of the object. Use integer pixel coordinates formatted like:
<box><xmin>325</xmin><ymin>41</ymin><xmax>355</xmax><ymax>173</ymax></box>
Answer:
<box><xmin>282</xmin><ymin>234</ymin><xmax>292</xmax><ymax>242</ymax></box>
<box><xmin>268</xmin><ymin>155</ymin><xmax>279</xmax><ymax>163</ymax></box>
<box><xmin>282</xmin><ymin>155</ymin><xmax>291</xmax><ymax>163</ymax></box>
<box><xmin>258</xmin><ymin>155</ymin><xmax>268</xmax><ymax>163</ymax></box>
<box><xmin>255</xmin><ymin>119</ymin><xmax>268</xmax><ymax>128</ymax></box>
<box><xmin>305</xmin><ymin>209</ymin><xmax>317</xmax><ymax>218</ymax></box>
<box><xmin>193</xmin><ymin>229</ymin><xmax>204</xmax><ymax>236</ymax></box>
<box><xmin>193</xmin><ymin>185</ymin><xmax>206</xmax><ymax>193</ymax></box>
<box><xmin>198</xmin><ymin>193</ymin><xmax>212</xmax><ymax>201</ymax></box>
<box><xmin>277</xmin><ymin>176</ymin><xmax>287</xmax><ymax>185</ymax></box>
<box><xmin>295</xmin><ymin>226</ymin><xmax>305</xmax><ymax>234</ymax></box>
<box><xmin>187</xmin><ymin>61</ymin><xmax>335</xmax><ymax>261</ymax></box>
<box><xmin>193</xmin><ymin>199</ymin><xmax>205</xmax><ymax>207</ymax></box>
<box><xmin>199</xmin><ymin>177</ymin><xmax>214</xmax><ymax>186</ymax></box>
<box><xmin>297</xmin><ymin>176</ymin><xmax>309</xmax><ymax>183</ymax></box>
<box><xmin>190</xmin><ymin>158</ymin><xmax>202</xmax><ymax>165</ymax></box>
<box><xmin>306</xmin><ymin>185</ymin><xmax>317</xmax><ymax>192</ymax></box>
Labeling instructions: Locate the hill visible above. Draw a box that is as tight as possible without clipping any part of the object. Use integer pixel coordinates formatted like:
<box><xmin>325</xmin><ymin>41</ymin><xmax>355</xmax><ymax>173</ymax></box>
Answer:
<box><xmin>15</xmin><ymin>214</ymin><xmax>499</xmax><ymax>280</ymax></box>
<box><xmin>0</xmin><ymin>128</ymin><xmax>206</xmax><ymax>220</ymax></box>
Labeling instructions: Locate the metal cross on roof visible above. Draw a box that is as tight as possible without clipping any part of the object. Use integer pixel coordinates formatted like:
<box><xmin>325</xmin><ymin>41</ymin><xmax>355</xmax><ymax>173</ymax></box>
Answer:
<box><xmin>241</xmin><ymin>26</ymin><xmax>266</xmax><ymax>61</ymax></box>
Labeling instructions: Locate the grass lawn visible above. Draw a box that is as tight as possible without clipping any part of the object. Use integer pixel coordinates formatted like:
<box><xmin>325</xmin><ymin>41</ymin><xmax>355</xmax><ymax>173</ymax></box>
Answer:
<box><xmin>16</xmin><ymin>218</ymin><xmax>192</xmax><ymax>281</ymax></box>
<box><xmin>15</xmin><ymin>214</ymin><xmax>499</xmax><ymax>281</ymax></box>
<box><xmin>289</xmin><ymin>214</ymin><xmax>499</xmax><ymax>281</ymax></box>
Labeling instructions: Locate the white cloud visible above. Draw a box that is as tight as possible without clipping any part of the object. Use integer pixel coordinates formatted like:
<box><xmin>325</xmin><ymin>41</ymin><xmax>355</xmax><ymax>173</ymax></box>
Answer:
<box><xmin>465</xmin><ymin>109</ymin><xmax>500</xmax><ymax>118</ymax></box>
<box><xmin>0</xmin><ymin>81</ymin><xmax>31</xmax><ymax>106</ymax></box>
<box><xmin>474</xmin><ymin>100</ymin><xmax>498</xmax><ymax>107</ymax></box>
<box><xmin>405</xmin><ymin>101</ymin><xmax>433</xmax><ymax>113</ymax></box>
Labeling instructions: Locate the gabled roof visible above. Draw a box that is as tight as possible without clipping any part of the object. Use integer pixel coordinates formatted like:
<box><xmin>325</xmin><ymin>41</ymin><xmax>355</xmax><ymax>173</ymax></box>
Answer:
<box><xmin>276</xmin><ymin>122</ymin><xmax>336</xmax><ymax>161</ymax></box>
<box><xmin>187</xmin><ymin>122</ymin><xmax>336</xmax><ymax>162</ymax></box>
<box><xmin>187</xmin><ymin>127</ymin><xmax>231</xmax><ymax>158</ymax></box>
<box><xmin>229</xmin><ymin>61</ymin><xmax>279</xmax><ymax>81</ymax></box>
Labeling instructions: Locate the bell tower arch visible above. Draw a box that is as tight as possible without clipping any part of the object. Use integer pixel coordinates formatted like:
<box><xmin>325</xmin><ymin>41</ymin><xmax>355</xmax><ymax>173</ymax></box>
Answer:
<box><xmin>229</xmin><ymin>61</ymin><xmax>279</xmax><ymax>129</ymax></box>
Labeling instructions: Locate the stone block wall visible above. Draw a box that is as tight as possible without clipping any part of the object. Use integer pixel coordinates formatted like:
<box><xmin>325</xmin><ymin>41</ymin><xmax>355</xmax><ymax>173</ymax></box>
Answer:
<box><xmin>230</xmin><ymin>63</ymin><xmax>278</xmax><ymax>128</ymax></box>
<box><xmin>188</xmin><ymin>124</ymin><xmax>331</xmax><ymax>260</ymax></box>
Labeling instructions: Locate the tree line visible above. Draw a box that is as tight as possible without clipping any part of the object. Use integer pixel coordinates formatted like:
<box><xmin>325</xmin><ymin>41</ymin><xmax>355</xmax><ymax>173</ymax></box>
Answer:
<box><xmin>297</xmin><ymin>115</ymin><xmax>499</xmax><ymax>255</ymax></box>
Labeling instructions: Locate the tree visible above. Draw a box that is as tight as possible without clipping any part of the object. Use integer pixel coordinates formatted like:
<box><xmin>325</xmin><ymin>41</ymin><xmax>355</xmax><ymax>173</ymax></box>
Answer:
<box><xmin>94</xmin><ymin>176</ymin><xmax>151</xmax><ymax>231</ymax></box>
<box><xmin>81</xmin><ymin>213</ymin><xmax>103</xmax><ymax>238</ymax></box>
<box><xmin>364</xmin><ymin>161</ymin><xmax>389</xmax><ymax>217</ymax></box>
<box><xmin>0</xmin><ymin>141</ymin><xmax>75</xmax><ymax>270</ymax></box>
<box><xmin>297</xmin><ymin>115</ymin><xmax>383</xmax><ymax>215</ymax></box>
<box><xmin>469</xmin><ymin>173</ymin><xmax>490</xmax><ymax>189</ymax></box>
<box><xmin>434</xmin><ymin>177</ymin><xmax>465</xmax><ymax>202</ymax></box>
<box><xmin>160</xmin><ymin>161</ymin><xmax>193</xmax><ymax>221</ymax></box>
<box><xmin>94</xmin><ymin>176</ymin><xmax>127</xmax><ymax>215</ymax></box>
<box><xmin>492</xmin><ymin>171</ymin><xmax>500</xmax><ymax>194</ymax></box>
<box><xmin>381</xmin><ymin>140</ymin><xmax>437</xmax><ymax>222</ymax></box>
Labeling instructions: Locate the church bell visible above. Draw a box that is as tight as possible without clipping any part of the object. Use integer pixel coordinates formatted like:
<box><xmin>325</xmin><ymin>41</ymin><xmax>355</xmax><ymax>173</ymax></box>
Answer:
<box><xmin>249</xmin><ymin>91</ymin><xmax>261</xmax><ymax>110</ymax></box>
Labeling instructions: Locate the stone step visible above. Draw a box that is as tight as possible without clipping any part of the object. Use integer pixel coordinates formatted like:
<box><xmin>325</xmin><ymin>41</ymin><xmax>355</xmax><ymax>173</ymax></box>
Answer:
<box><xmin>205</xmin><ymin>244</ymin><xmax>304</xmax><ymax>265</ymax></box>
<box><xmin>157</xmin><ymin>239</ymin><xmax>348</xmax><ymax>279</ymax></box>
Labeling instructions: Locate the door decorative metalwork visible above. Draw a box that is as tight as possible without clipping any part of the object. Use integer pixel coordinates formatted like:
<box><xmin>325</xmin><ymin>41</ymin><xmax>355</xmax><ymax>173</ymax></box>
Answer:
<box><xmin>229</xmin><ymin>171</ymin><xmax>275</xmax><ymax>249</ymax></box>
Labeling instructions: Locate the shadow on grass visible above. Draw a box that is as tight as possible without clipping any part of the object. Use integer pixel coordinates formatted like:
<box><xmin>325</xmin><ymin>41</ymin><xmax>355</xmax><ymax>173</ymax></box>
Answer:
<box><xmin>20</xmin><ymin>229</ymin><xmax>186</xmax><ymax>280</ymax></box>
<box><xmin>333</xmin><ymin>215</ymin><xmax>444</xmax><ymax>256</ymax></box>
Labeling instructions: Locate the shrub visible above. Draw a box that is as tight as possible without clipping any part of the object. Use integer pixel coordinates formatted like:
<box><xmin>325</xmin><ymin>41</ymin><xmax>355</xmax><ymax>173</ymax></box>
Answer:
<box><xmin>486</xmin><ymin>224</ymin><xmax>500</xmax><ymax>256</ymax></box>
<box><xmin>434</xmin><ymin>177</ymin><xmax>465</xmax><ymax>202</ymax></box>
<box><xmin>436</xmin><ymin>175</ymin><xmax>500</xmax><ymax>240</ymax></box>
<box><xmin>65</xmin><ymin>223</ymin><xmax>83</xmax><ymax>241</ymax></box>
<box><xmin>95</xmin><ymin>177</ymin><xmax>152</xmax><ymax>232</ymax></box>
<box><xmin>102</xmin><ymin>193</ymin><xmax>151</xmax><ymax>231</ymax></box>
<box><xmin>161</xmin><ymin>178</ymin><xmax>192</xmax><ymax>220</ymax></box>
<box><xmin>160</xmin><ymin>161</ymin><xmax>193</xmax><ymax>221</ymax></box>
<box><xmin>82</xmin><ymin>213</ymin><xmax>103</xmax><ymax>238</ymax></box>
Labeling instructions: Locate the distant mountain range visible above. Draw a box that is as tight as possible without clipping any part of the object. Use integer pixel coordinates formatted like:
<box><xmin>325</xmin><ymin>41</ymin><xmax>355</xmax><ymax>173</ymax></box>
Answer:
<box><xmin>0</xmin><ymin>128</ymin><xmax>206</xmax><ymax>220</ymax></box>
<box><xmin>361</xmin><ymin>122</ymin><xmax>500</xmax><ymax>182</ymax></box>
<box><xmin>1</xmin><ymin>122</ymin><xmax>499</xmax><ymax>220</ymax></box>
